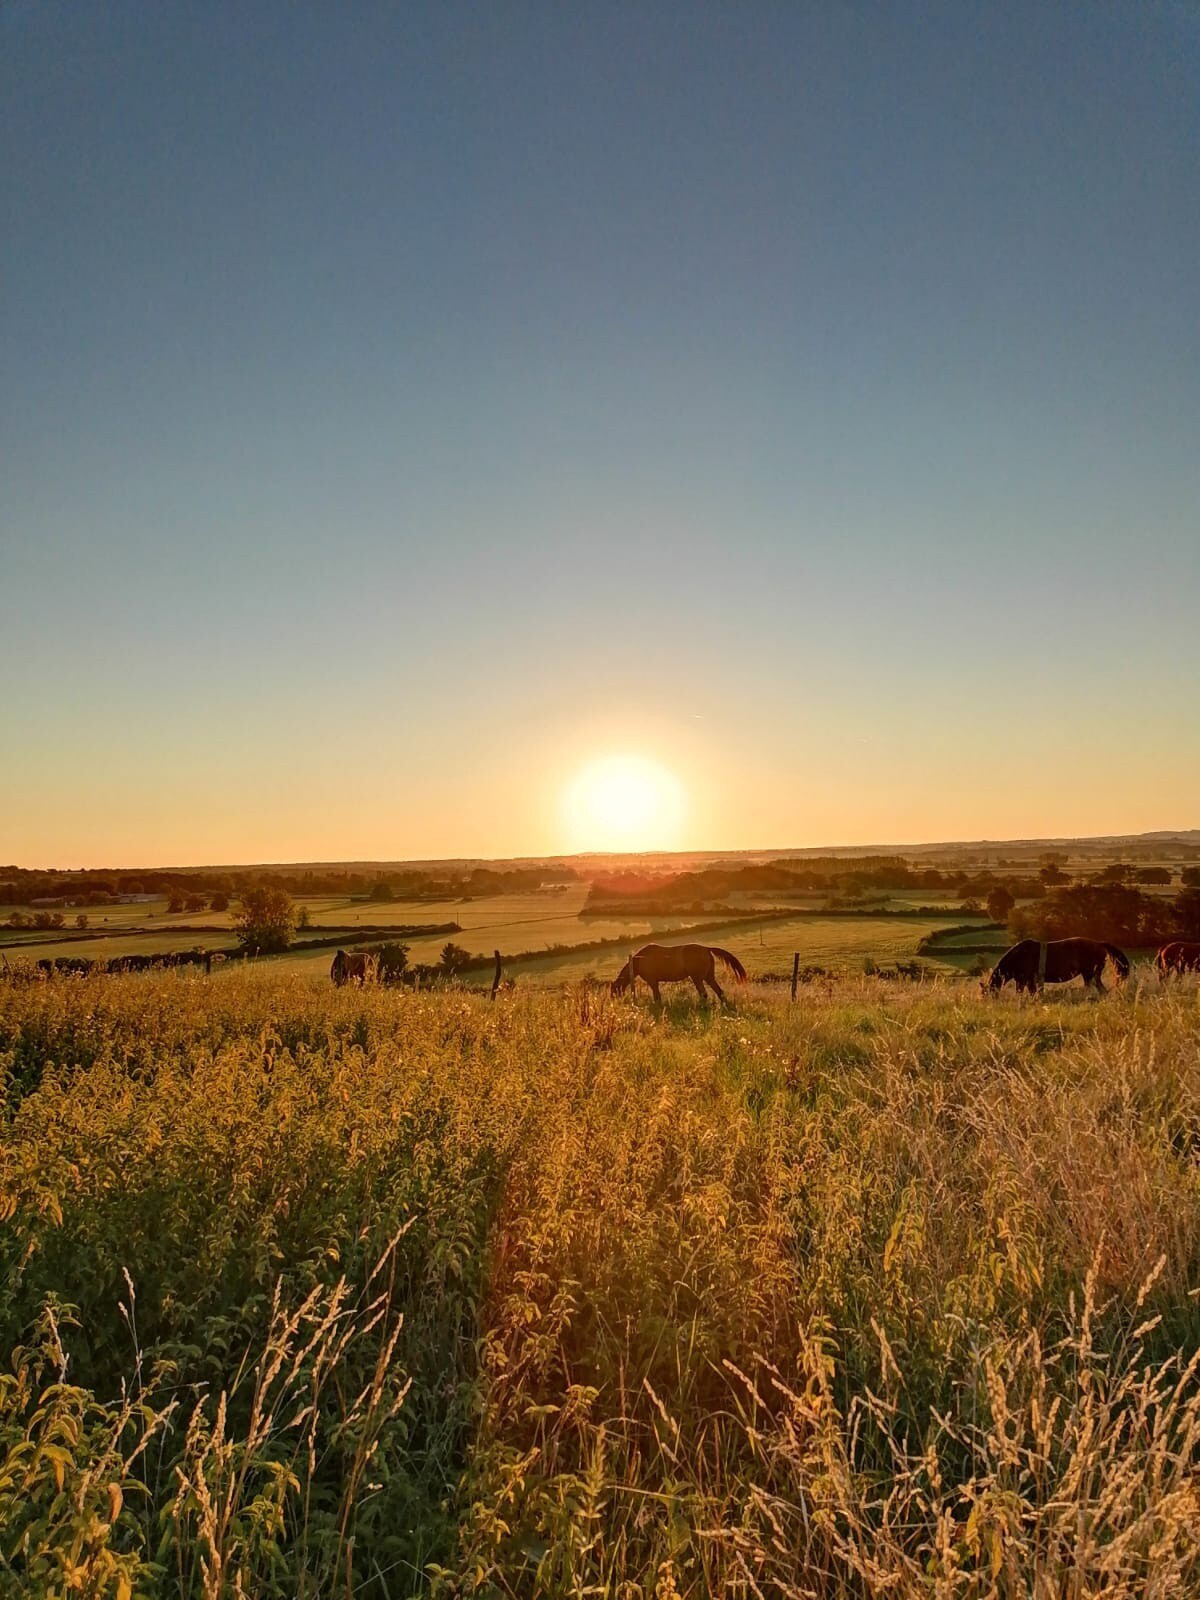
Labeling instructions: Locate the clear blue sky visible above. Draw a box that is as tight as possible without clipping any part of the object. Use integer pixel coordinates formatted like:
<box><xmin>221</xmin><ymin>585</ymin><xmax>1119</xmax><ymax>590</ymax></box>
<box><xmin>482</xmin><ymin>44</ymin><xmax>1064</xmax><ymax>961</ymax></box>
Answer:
<box><xmin>3</xmin><ymin>1</ymin><xmax>1198</xmax><ymax>865</ymax></box>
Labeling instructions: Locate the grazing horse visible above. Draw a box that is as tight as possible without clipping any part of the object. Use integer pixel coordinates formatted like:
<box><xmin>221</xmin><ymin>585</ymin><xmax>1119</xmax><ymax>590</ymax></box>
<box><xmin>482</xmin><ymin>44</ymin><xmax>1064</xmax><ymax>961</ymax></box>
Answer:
<box><xmin>611</xmin><ymin>942</ymin><xmax>747</xmax><ymax>1003</ymax></box>
<box><xmin>1158</xmin><ymin>941</ymin><xmax>1200</xmax><ymax>978</ymax></box>
<box><xmin>331</xmin><ymin>949</ymin><xmax>379</xmax><ymax>986</ymax></box>
<box><xmin>984</xmin><ymin>937</ymin><xmax>1129</xmax><ymax>994</ymax></box>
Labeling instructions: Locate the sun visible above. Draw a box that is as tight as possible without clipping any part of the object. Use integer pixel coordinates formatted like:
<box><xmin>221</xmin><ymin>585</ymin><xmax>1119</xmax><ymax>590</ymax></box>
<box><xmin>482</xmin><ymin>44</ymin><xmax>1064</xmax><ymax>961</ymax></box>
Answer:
<box><xmin>564</xmin><ymin>754</ymin><xmax>686</xmax><ymax>853</ymax></box>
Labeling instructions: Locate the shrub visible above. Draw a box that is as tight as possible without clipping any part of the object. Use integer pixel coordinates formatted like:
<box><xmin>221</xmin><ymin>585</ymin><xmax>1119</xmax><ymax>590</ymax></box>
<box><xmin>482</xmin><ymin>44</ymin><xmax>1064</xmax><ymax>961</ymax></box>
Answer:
<box><xmin>439</xmin><ymin>941</ymin><xmax>471</xmax><ymax>974</ymax></box>
<box><xmin>233</xmin><ymin>886</ymin><xmax>295</xmax><ymax>954</ymax></box>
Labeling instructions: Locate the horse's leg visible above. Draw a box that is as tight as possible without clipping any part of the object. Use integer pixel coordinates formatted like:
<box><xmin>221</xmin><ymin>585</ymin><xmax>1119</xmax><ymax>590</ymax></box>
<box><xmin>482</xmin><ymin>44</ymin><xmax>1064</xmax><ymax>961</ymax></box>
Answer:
<box><xmin>648</xmin><ymin>979</ymin><xmax>661</xmax><ymax>1004</ymax></box>
<box><xmin>691</xmin><ymin>975</ymin><xmax>708</xmax><ymax>1002</ymax></box>
<box><xmin>707</xmin><ymin>976</ymin><xmax>726</xmax><ymax>1003</ymax></box>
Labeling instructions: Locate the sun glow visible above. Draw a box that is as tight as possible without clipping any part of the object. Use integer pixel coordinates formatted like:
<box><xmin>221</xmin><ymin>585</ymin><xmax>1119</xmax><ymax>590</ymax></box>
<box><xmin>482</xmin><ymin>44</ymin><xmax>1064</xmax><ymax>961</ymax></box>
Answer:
<box><xmin>564</xmin><ymin>754</ymin><xmax>686</xmax><ymax>852</ymax></box>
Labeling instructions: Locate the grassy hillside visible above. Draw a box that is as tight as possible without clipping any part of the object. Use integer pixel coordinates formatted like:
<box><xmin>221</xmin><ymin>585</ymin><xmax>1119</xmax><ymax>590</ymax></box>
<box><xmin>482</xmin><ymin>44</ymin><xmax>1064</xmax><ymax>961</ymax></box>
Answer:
<box><xmin>2</xmin><ymin>971</ymin><xmax>1198</xmax><ymax>1595</ymax></box>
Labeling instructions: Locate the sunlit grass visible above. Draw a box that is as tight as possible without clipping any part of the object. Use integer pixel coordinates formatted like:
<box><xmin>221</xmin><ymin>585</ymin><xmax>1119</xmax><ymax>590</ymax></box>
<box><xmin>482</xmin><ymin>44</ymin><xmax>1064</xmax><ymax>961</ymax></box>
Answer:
<box><xmin>2</xmin><ymin>970</ymin><xmax>1198</xmax><ymax>1594</ymax></box>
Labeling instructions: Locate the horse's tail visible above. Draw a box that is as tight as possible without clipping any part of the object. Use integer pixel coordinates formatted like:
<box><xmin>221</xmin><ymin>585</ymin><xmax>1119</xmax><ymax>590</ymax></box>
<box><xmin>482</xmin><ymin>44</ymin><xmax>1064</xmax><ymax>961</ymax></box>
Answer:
<box><xmin>1104</xmin><ymin>943</ymin><xmax>1130</xmax><ymax>981</ymax></box>
<box><xmin>710</xmin><ymin>947</ymin><xmax>748</xmax><ymax>983</ymax></box>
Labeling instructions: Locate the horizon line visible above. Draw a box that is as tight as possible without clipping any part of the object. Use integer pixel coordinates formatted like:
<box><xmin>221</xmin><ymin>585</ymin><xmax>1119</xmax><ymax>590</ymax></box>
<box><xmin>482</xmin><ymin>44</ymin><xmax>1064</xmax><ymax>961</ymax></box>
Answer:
<box><xmin>6</xmin><ymin>824</ymin><xmax>1199</xmax><ymax>876</ymax></box>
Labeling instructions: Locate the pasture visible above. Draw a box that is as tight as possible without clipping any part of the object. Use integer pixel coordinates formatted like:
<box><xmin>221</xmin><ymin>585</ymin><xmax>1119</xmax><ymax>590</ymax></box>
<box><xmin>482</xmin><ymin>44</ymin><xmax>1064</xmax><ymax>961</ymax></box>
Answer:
<box><xmin>16</xmin><ymin>856</ymin><xmax>1191</xmax><ymax>987</ymax></box>
<box><xmin>230</xmin><ymin>910</ymin><xmax>974</xmax><ymax>986</ymax></box>
<box><xmin>2</xmin><ymin>968</ymin><xmax>1198</xmax><ymax>1595</ymax></box>
<box><xmin>472</xmin><ymin>911</ymin><xmax>969</xmax><ymax>987</ymax></box>
<box><xmin>0</xmin><ymin>886</ymin><xmax>712</xmax><ymax>977</ymax></box>
<box><xmin>0</xmin><ymin>929</ymin><xmax>243</xmax><ymax>963</ymax></box>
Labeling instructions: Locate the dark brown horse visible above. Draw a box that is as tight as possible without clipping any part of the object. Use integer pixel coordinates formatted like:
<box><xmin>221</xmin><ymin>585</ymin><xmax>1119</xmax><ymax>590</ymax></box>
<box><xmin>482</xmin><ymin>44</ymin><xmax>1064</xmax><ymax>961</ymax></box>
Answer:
<box><xmin>331</xmin><ymin>949</ymin><xmax>378</xmax><ymax>986</ymax></box>
<box><xmin>1157</xmin><ymin>941</ymin><xmax>1200</xmax><ymax>978</ymax></box>
<box><xmin>984</xmin><ymin>937</ymin><xmax>1129</xmax><ymax>994</ymax></box>
<box><xmin>611</xmin><ymin>943</ymin><xmax>747</xmax><ymax>1003</ymax></box>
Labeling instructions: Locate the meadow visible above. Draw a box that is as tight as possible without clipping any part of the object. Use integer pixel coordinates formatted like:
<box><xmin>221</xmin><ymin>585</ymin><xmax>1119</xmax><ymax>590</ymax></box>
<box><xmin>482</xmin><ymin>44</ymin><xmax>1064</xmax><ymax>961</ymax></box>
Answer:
<box><xmin>2</xmin><ymin>885</ymin><xmax>989</xmax><ymax>985</ymax></box>
<box><xmin>2</xmin><ymin>967</ymin><xmax>1198</xmax><ymax>1597</ymax></box>
<box><xmin>470</xmin><ymin>912</ymin><xmax>967</xmax><ymax>988</ymax></box>
<box><xmin>0</xmin><ymin>888</ymin><xmax>701</xmax><ymax>966</ymax></box>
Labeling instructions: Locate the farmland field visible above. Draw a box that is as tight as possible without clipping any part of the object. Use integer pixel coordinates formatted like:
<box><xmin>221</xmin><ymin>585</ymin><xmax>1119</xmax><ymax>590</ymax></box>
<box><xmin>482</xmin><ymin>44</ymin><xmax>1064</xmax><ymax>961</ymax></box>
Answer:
<box><xmin>3</xmin><ymin>967</ymin><xmax>1198</xmax><ymax>1596</ymax></box>
<box><xmin>234</xmin><ymin>911</ymin><xmax>976</xmax><ymax>984</ymax></box>
<box><xmin>3</xmin><ymin>884</ymin><xmax>996</xmax><ymax>984</ymax></box>
<box><xmin>0</xmin><ymin>929</ymin><xmax>245</xmax><ymax>963</ymax></box>
<box><xmin>469</xmin><ymin>911</ymin><xmax>968</xmax><ymax>986</ymax></box>
<box><xmin>0</xmin><ymin>886</ymin><xmax>710</xmax><ymax>974</ymax></box>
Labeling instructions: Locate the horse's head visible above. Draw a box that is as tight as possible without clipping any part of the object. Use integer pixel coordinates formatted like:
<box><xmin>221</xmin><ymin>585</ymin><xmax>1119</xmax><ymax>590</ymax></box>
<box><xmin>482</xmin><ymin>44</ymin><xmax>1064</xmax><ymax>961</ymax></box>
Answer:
<box><xmin>981</xmin><ymin>967</ymin><xmax>1000</xmax><ymax>995</ymax></box>
<box><xmin>610</xmin><ymin>960</ymin><xmax>631</xmax><ymax>996</ymax></box>
<box><xmin>331</xmin><ymin>950</ymin><xmax>348</xmax><ymax>986</ymax></box>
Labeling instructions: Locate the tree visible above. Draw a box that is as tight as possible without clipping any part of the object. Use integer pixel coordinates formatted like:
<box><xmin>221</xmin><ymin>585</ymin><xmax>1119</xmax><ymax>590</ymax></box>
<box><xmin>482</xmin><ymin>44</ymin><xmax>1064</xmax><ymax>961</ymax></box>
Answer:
<box><xmin>1039</xmin><ymin>864</ymin><xmax>1068</xmax><ymax>887</ymax></box>
<box><xmin>1135</xmin><ymin>867</ymin><xmax>1171</xmax><ymax>885</ymax></box>
<box><xmin>1181</xmin><ymin>867</ymin><xmax>1200</xmax><ymax>890</ymax></box>
<box><xmin>233</xmin><ymin>887</ymin><xmax>295</xmax><ymax>954</ymax></box>
<box><xmin>296</xmin><ymin>906</ymin><xmax>311</xmax><ymax>930</ymax></box>
<box><xmin>1176</xmin><ymin>889</ymin><xmax>1200</xmax><ymax>940</ymax></box>
<box><xmin>439</xmin><ymin>941</ymin><xmax>471</xmax><ymax>975</ymax></box>
<box><xmin>1092</xmin><ymin>863</ymin><xmax>1133</xmax><ymax>886</ymax></box>
<box><xmin>1020</xmin><ymin>884</ymin><xmax>1154</xmax><ymax>947</ymax></box>
<box><xmin>210</xmin><ymin>893</ymin><xmax>230</xmax><ymax>913</ymax></box>
<box><xmin>368</xmin><ymin>881</ymin><xmax>395</xmax><ymax>902</ymax></box>
<box><xmin>75</xmin><ymin>913</ymin><xmax>89</xmax><ymax>930</ymax></box>
<box><xmin>167</xmin><ymin>892</ymin><xmax>185</xmax><ymax>913</ymax></box>
<box><xmin>985</xmin><ymin>886</ymin><xmax>1015</xmax><ymax>926</ymax></box>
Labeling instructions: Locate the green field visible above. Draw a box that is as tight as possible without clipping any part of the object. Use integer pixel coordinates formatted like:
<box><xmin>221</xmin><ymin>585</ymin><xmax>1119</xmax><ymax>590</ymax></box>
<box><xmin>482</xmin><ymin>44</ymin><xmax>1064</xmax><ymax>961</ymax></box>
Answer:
<box><xmin>471</xmin><ymin>911</ymin><xmax>965</xmax><ymax>986</ymax></box>
<box><xmin>3</xmin><ymin>969</ymin><xmax>1198</xmax><ymax>1594</ymax></box>
<box><xmin>4</xmin><ymin>884</ymin><xmax>993</xmax><ymax>986</ymax></box>
<box><xmin>0</xmin><ymin>886</ymin><xmax>703</xmax><ymax>969</ymax></box>
<box><xmin>7</xmin><ymin>844</ymin><xmax>1190</xmax><ymax>990</ymax></box>
<box><xmin>0</xmin><ymin>930</ymin><xmax>244</xmax><ymax>963</ymax></box>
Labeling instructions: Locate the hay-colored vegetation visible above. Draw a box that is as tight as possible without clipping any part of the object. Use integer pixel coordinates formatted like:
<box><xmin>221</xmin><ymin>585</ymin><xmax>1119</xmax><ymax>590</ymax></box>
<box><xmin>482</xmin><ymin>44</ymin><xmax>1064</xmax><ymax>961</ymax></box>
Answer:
<box><xmin>2</xmin><ymin>971</ymin><xmax>1199</xmax><ymax>1596</ymax></box>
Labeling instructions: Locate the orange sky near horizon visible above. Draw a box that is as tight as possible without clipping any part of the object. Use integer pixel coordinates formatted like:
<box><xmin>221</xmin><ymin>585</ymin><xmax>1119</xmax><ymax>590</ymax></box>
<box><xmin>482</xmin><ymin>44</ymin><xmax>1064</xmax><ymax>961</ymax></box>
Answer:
<box><xmin>7</xmin><ymin>702</ymin><xmax>1198</xmax><ymax>870</ymax></box>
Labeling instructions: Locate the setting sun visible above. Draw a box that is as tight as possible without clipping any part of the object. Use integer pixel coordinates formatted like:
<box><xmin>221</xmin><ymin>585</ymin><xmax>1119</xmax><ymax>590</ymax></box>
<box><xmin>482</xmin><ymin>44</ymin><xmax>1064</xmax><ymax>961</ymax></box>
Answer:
<box><xmin>563</xmin><ymin>755</ymin><xmax>686</xmax><ymax>853</ymax></box>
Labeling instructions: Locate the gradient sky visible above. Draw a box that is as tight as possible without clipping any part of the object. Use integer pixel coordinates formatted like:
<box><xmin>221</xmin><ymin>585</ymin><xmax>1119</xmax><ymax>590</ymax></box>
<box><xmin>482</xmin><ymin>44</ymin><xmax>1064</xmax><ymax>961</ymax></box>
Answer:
<box><xmin>4</xmin><ymin>1</ymin><xmax>1198</xmax><ymax>867</ymax></box>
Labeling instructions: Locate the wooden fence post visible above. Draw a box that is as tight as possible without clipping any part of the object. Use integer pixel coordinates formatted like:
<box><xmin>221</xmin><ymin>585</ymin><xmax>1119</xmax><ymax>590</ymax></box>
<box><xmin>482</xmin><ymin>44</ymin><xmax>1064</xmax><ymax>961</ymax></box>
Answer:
<box><xmin>790</xmin><ymin>951</ymin><xmax>800</xmax><ymax>1002</ymax></box>
<box><xmin>491</xmin><ymin>949</ymin><xmax>503</xmax><ymax>1001</ymax></box>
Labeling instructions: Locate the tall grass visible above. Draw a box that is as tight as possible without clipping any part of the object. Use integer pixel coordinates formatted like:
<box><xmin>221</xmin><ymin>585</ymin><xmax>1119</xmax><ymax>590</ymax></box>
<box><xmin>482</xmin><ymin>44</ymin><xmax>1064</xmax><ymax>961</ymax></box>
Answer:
<box><xmin>1</xmin><ymin>970</ymin><xmax>1198</xmax><ymax>1595</ymax></box>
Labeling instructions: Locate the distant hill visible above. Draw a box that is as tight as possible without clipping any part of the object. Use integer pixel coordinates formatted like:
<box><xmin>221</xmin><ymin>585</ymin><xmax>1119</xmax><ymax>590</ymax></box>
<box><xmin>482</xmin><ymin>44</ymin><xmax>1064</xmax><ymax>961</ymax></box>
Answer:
<box><xmin>10</xmin><ymin>830</ymin><xmax>1199</xmax><ymax>879</ymax></box>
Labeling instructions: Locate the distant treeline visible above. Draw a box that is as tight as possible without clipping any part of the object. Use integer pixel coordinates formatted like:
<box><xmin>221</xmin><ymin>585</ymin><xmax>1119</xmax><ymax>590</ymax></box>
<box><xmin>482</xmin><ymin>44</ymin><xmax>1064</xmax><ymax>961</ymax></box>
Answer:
<box><xmin>1011</xmin><ymin>885</ymin><xmax>1200</xmax><ymax>947</ymax></box>
<box><xmin>585</xmin><ymin>857</ymin><xmax>1199</xmax><ymax>913</ymax></box>
<box><xmin>0</xmin><ymin>862</ymin><xmax>578</xmax><ymax>907</ymax></box>
<box><xmin>586</xmin><ymin>858</ymin><xmax>1034</xmax><ymax>910</ymax></box>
